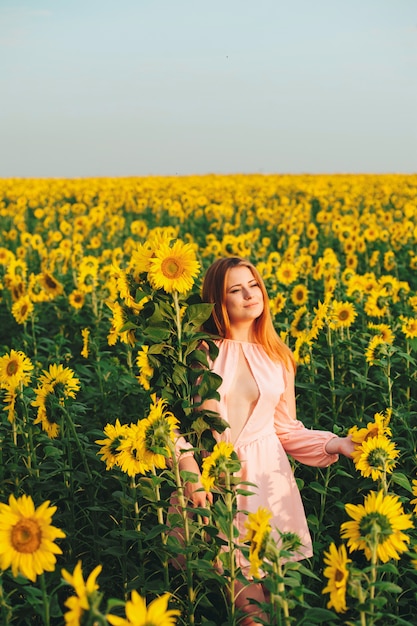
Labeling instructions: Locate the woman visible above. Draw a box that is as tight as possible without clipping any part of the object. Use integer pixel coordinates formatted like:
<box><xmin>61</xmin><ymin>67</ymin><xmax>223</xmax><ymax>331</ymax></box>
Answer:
<box><xmin>176</xmin><ymin>257</ymin><xmax>354</xmax><ymax>625</ymax></box>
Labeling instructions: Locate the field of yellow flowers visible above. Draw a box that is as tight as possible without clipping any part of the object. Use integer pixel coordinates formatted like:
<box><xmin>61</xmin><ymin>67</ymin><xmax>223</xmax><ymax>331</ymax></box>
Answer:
<box><xmin>0</xmin><ymin>173</ymin><xmax>417</xmax><ymax>625</ymax></box>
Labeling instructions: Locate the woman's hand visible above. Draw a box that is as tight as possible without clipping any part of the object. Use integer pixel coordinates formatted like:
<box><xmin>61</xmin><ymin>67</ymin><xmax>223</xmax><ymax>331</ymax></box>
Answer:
<box><xmin>325</xmin><ymin>435</ymin><xmax>355</xmax><ymax>458</ymax></box>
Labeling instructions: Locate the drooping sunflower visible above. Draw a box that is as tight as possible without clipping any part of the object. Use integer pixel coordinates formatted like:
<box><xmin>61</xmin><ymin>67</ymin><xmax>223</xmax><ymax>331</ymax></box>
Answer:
<box><xmin>290</xmin><ymin>305</ymin><xmax>310</xmax><ymax>338</ymax></box>
<box><xmin>116</xmin><ymin>423</ymin><xmax>152</xmax><ymax>477</ymax></box>
<box><xmin>136</xmin><ymin>346</ymin><xmax>154</xmax><ymax>391</ymax></box>
<box><xmin>322</xmin><ymin>542</ymin><xmax>351</xmax><ymax>613</ymax></box>
<box><xmin>147</xmin><ymin>239</ymin><xmax>200</xmax><ymax>294</ymax></box>
<box><xmin>293</xmin><ymin>331</ymin><xmax>313</xmax><ymax>366</ymax></box>
<box><xmin>269</xmin><ymin>292</ymin><xmax>287</xmax><ymax>316</ymax></box>
<box><xmin>11</xmin><ymin>295</ymin><xmax>34</xmax><ymax>325</ymax></box>
<box><xmin>107</xmin><ymin>590</ymin><xmax>180</xmax><ymax>626</ymax></box>
<box><xmin>37</xmin><ymin>363</ymin><xmax>80</xmax><ymax>399</ymax></box>
<box><xmin>400</xmin><ymin>316</ymin><xmax>417</xmax><ymax>340</ymax></box>
<box><xmin>201</xmin><ymin>441</ymin><xmax>239</xmax><ymax>492</ymax></box>
<box><xmin>364</xmin><ymin>334</ymin><xmax>387</xmax><ymax>365</ymax></box>
<box><xmin>0</xmin><ymin>349</ymin><xmax>33</xmax><ymax>390</ymax></box>
<box><xmin>290</xmin><ymin>284</ymin><xmax>308</xmax><ymax>307</ymax></box>
<box><xmin>96</xmin><ymin>419</ymin><xmax>130</xmax><ymax>470</ymax></box>
<box><xmin>32</xmin><ymin>364</ymin><xmax>80</xmax><ymax>438</ymax></box>
<box><xmin>0</xmin><ymin>494</ymin><xmax>65</xmax><ymax>582</ymax></box>
<box><xmin>353</xmin><ymin>435</ymin><xmax>399</xmax><ymax>481</ymax></box>
<box><xmin>243</xmin><ymin>507</ymin><xmax>272</xmax><ymax>578</ymax></box>
<box><xmin>368</xmin><ymin>322</ymin><xmax>395</xmax><ymax>344</ymax></box>
<box><xmin>139</xmin><ymin>397</ymin><xmax>179</xmax><ymax>470</ymax></box>
<box><xmin>340</xmin><ymin>491</ymin><xmax>413</xmax><ymax>563</ymax></box>
<box><xmin>61</xmin><ymin>560</ymin><xmax>102</xmax><ymax>626</ymax></box>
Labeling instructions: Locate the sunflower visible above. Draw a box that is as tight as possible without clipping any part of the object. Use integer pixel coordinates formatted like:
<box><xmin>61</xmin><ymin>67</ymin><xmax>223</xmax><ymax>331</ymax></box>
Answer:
<box><xmin>62</xmin><ymin>560</ymin><xmax>102</xmax><ymax>626</ymax></box>
<box><xmin>340</xmin><ymin>491</ymin><xmax>413</xmax><ymax>563</ymax></box>
<box><xmin>349</xmin><ymin>409</ymin><xmax>392</xmax><ymax>450</ymax></box>
<box><xmin>68</xmin><ymin>289</ymin><xmax>85</xmax><ymax>310</ymax></box>
<box><xmin>2</xmin><ymin>389</ymin><xmax>17</xmax><ymax>423</ymax></box>
<box><xmin>400</xmin><ymin>316</ymin><xmax>417</xmax><ymax>340</ymax></box>
<box><xmin>330</xmin><ymin>300</ymin><xmax>357</xmax><ymax>329</ymax></box>
<box><xmin>353</xmin><ymin>435</ymin><xmax>399</xmax><ymax>481</ymax></box>
<box><xmin>136</xmin><ymin>346</ymin><xmax>154</xmax><ymax>390</ymax></box>
<box><xmin>201</xmin><ymin>441</ymin><xmax>239</xmax><ymax>492</ymax></box>
<box><xmin>322</xmin><ymin>543</ymin><xmax>351</xmax><ymax>613</ymax></box>
<box><xmin>290</xmin><ymin>284</ymin><xmax>308</xmax><ymax>307</ymax></box>
<box><xmin>243</xmin><ymin>507</ymin><xmax>272</xmax><ymax>578</ymax></box>
<box><xmin>290</xmin><ymin>305</ymin><xmax>310</xmax><ymax>338</ymax></box>
<box><xmin>293</xmin><ymin>331</ymin><xmax>313</xmax><ymax>365</ymax></box>
<box><xmin>0</xmin><ymin>349</ymin><xmax>33</xmax><ymax>390</ymax></box>
<box><xmin>116</xmin><ymin>423</ymin><xmax>152</xmax><ymax>477</ymax></box>
<box><xmin>39</xmin><ymin>271</ymin><xmax>64</xmax><ymax>298</ymax></box>
<box><xmin>364</xmin><ymin>288</ymin><xmax>389</xmax><ymax>318</ymax></box>
<box><xmin>0</xmin><ymin>494</ymin><xmax>65</xmax><ymax>582</ymax></box>
<box><xmin>270</xmin><ymin>292</ymin><xmax>287</xmax><ymax>316</ymax></box>
<box><xmin>276</xmin><ymin>261</ymin><xmax>298</xmax><ymax>286</ymax></box>
<box><xmin>364</xmin><ymin>335</ymin><xmax>387</xmax><ymax>365</ymax></box>
<box><xmin>107</xmin><ymin>590</ymin><xmax>180</xmax><ymax>626</ymax></box>
<box><xmin>147</xmin><ymin>239</ymin><xmax>200</xmax><ymax>294</ymax></box>
<box><xmin>139</xmin><ymin>397</ymin><xmax>179</xmax><ymax>470</ymax></box>
<box><xmin>37</xmin><ymin>363</ymin><xmax>80</xmax><ymax>399</ymax></box>
<box><xmin>368</xmin><ymin>322</ymin><xmax>395</xmax><ymax>344</ymax></box>
<box><xmin>95</xmin><ymin>419</ymin><xmax>130</xmax><ymax>470</ymax></box>
<box><xmin>11</xmin><ymin>295</ymin><xmax>34</xmax><ymax>325</ymax></box>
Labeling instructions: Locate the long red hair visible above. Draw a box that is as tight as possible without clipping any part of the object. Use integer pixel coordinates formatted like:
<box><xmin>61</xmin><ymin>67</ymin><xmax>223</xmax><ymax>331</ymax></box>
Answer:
<box><xmin>201</xmin><ymin>257</ymin><xmax>295</xmax><ymax>370</ymax></box>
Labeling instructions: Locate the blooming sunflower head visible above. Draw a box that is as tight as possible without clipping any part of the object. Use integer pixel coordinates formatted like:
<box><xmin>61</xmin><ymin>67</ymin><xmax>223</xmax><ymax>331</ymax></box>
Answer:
<box><xmin>0</xmin><ymin>494</ymin><xmax>65</xmax><ymax>582</ymax></box>
<box><xmin>353</xmin><ymin>435</ymin><xmax>399</xmax><ymax>481</ymax></box>
<box><xmin>147</xmin><ymin>239</ymin><xmax>200</xmax><ymax>294</ymax></box>
<box><xmin>340</xmin><ymin>491</ymin><xmax>413</xmax><ymax>563</ymax></box>
<box><xmin>322</xmin><ymin>542</ymin><xmax>351</xmax><ymax>613</ymax></box>
<box><xmin>0</xmin><ymin>349</ymin><xmax>33</xmax><ymax>391</ymax></box>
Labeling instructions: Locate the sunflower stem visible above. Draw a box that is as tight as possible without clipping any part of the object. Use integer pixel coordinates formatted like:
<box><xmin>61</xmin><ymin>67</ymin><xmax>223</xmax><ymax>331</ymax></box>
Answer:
<box><xmin>169</xmin><ymin>442</ymin><xmax>195</xmax><ymax>625</ymax></box>
<box><xmin>172</xmin><ymin>291</ymin><xmax>183</xmax><ymax>363</ymax></box>
<box><xmin>62</xmin><ymin>405</ymin><xmax>94</xmax><ymax>483</ymax></box>
<box><xmin>39</xmin><ymin>573</ymin><xmax>50</xmax><ymax>626</ymax></box>
<box><xmin>224</xmin><ymin>470</ymin><xmax>236</xmax><ymax>625</ymax></box>
<box><xmin>151</xmin><ymin>466</ymin><xmax>170</xmax><ymax>589</ymax></box>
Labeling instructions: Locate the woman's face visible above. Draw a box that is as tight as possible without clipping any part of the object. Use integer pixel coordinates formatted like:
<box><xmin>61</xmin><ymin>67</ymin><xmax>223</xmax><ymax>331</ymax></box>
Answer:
<box><xmin>224</xmin><ymin>265</ymin><xmax>264</xmax><ymax>327</ymax></box>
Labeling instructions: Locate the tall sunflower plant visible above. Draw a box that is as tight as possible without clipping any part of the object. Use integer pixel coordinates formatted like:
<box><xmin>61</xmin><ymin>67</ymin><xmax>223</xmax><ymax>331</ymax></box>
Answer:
<box><xmin>116</xmin><ymin>235</ymin><xmax>228</xmax><ymax>453</ymax></box>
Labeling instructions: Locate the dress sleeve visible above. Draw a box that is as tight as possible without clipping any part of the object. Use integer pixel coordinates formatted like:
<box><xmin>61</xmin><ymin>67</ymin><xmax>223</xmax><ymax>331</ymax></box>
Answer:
<box><xmin>273</xmin><ymin>364</ymin><xmax>339</xmax><ymax>468</ymax></box>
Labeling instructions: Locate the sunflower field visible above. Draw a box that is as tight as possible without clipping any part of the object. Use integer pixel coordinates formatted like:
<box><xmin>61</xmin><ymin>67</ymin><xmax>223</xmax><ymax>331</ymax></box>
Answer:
<box><xmin>0</xmin><ymin>173</ymin><xmax>417</xmax><ymax>625</ymax></box>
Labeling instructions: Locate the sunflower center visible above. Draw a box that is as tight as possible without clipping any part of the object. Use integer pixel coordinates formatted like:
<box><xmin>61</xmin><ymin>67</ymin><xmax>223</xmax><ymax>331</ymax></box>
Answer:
<box><xmin>367</xmin><ymin>448</ymin><xmax>389</xmax><ymax>468</ymax></box>
<box><xmin>11</xmin><ymin>519</ymin><xmax>42</xmax><ymax>553</ymax></box>
<box><xmin>160</xmin><ymin>257</ymin><xmax>183</xmax><ymax>279</ymax></box>
<box><xmin>359</xmin><ymin>511</ymin><xmax>392</xmax><ymax>542</ymax></box>
<box><xmin>338</xmin><ymin>310</ymin><xmax>349</xmax><ymax>321</ymax></box>
<box><xmin>6</xmin><ymin>360</ymin><xmax>19</xmax><ymax>376</ymax></box>
<box><xmin>334</xmin><ymin>568</ymin><xmax>345</xmax><ymax>584</ymax></box>
<box><xmin>45</xmin><ymin>275</ymin><xmax>58</xmax><ymax>289</ymax></box>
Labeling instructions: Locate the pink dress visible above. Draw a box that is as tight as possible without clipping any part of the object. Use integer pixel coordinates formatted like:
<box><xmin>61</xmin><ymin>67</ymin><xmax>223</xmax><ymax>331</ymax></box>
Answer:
<box><xmin>201</xmin><ymin>338</ymin><xmax>338</xmax><ymax>570</ymax></box>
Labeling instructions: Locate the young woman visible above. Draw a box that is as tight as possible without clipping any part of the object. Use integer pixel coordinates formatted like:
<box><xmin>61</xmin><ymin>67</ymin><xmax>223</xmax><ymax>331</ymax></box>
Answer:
<box><xmin>177</xmin><ymin>257</ymin><xmax>354</xmax><ymax>625</ymax></box>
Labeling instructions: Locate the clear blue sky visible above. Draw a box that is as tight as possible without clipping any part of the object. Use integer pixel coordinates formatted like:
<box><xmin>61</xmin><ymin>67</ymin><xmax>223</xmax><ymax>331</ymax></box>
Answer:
<box><xmin>1</xmin><ymin>0</ymin><xmax>416</xmax><ymax>177</ymax></box>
